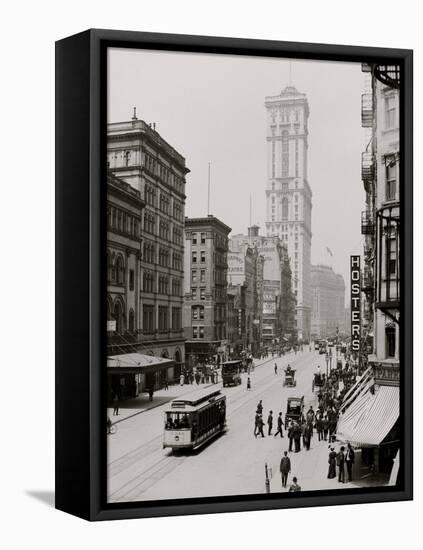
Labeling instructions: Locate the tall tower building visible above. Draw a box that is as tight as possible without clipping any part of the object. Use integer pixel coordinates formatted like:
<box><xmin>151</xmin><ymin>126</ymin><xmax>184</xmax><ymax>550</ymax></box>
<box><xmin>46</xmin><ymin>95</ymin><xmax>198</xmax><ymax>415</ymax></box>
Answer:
<box><xmin>265</xmin><ymin>85</ymin><xmax>312</xmax><ymax>341</ymax></box>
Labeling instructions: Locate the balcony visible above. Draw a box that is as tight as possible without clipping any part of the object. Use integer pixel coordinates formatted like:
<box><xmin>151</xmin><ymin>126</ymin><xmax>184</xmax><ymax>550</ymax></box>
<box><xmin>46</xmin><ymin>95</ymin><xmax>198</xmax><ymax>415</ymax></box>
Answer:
<box><xmin>362</xmin><ymin>152</ymin><xmax>374</xmax><ymax>182</ymax></box>
<box><xmin>361</xmin><ymin>94</ymin><xmax>373</xmax><ymax>128</ymax></box>
<box><xmin>361</xmin><ymin>210</ymin><xmax>375</xmax><ymax>235</ymax></box>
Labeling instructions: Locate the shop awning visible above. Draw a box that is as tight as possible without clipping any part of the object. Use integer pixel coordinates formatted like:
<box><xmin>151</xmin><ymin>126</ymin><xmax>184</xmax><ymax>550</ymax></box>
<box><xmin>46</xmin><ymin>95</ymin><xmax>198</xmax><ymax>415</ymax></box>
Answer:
<box><xmin>337</xmin><ymin>385</ymin><xmax>399</xmax><ymax>448</ymax></box>
<box><xmin>107</xmin><ymin>353</ymin><xmax>174</xmax><ymax>374</ymax></box>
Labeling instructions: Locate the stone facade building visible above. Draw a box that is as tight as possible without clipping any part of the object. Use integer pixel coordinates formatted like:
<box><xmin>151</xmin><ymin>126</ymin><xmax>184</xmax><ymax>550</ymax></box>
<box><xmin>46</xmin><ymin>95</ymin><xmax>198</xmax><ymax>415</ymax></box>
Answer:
<box><xmin>183</xmin><ymin>215</ymin><xmax>231</xmax><ymax>364</ymax></box>
<box><xmin>230</xmin><ymin>227</ymin><xmax>295</xmax><ymax>346</ymax></box>
<box><xmin>264</xmin><ymin>85</ymin><xmax>312</xmax><ymax>341</ymax></box>
<box><xmin>310</xmin><ymin>264</ymin><xmax>346</xmax><ymax>339</ymax></box>
<box><xmin>107</xmin><ymin>113</ymin><xmax>189</xmax><ymax>380</ymax></box>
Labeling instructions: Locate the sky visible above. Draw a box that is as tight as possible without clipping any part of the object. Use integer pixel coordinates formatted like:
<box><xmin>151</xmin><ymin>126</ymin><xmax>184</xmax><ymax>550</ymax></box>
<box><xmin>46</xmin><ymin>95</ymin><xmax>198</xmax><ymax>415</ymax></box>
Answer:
<box><xmin>108</xmin><ymin>48</ymin><xmax>366</xmax><ymax>295</ymax></box>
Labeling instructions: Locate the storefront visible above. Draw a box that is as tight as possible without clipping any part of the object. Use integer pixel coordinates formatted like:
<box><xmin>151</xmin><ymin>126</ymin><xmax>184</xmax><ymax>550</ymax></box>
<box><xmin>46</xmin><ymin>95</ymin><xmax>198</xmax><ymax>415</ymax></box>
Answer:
<box><xmin>107</xmin><ymin>353</ymin><xmax>175</xmax><ymax>402</ymax></box>
<box><xmin>337</xmin><ymin>366</ymin><xmax>400</xmax><ymax>483</ymax></box>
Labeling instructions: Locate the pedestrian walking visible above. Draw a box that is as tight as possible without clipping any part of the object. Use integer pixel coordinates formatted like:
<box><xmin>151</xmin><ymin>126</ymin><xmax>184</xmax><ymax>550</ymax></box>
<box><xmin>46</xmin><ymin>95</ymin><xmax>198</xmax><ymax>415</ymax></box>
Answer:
<box><xmin>288</xmin><ymin>422</ymin><xmax>294</xmax><ymax>452</ymax></box>
<box><xmin>247</xmin><ymin>377</ymin><xmax>251</xmax><ymax>391</ymax></box>
<box><xmin>327</xmin><ymin>447</ymin><xmax>337</xmax><ymax>479</ymax></box>
<box><xmin>274</xmin><ymin>363</ymin><xmax>278</xmax><ymax>374</ymax></box>
<box><xmin>288</xmin><ymin>476</ymin><xmax>301</xmax><ymax>492</ymax></box>
<box><xmin>257</xmin><ymin>415</ymin><xmax>265</xmax><ymax>438</ymax></box>
<box><xmin>148</xmin><ymin>388</ymin><xmax>154</xmax><ymax>402</ymax></box>
<box><xmin>180</xmin><ymin>373</ymin><xmax>185</xmax><ymax>386</ymax></box>
<box><xmin>337</xmin><ymin>446</ymin><xmax>346</xmax><ymax>483</ymax></box>
<box><xmin>254</xmin><ymin>413</ymin><xmax>260</xmax><ymax>437</ymax></box>
<box><xmin>267</xmin><ymin>411</ymin><xmax>273</xmax><ymax>436</ymax></box>
<box><xmin>345</xmin><ymin>443</ymin><xmax>355</xmax><ymax>482</ymax></box>
<box><xmin>256</xmin><ymin>400</ymin><xmax>263</xmax><ymax>414</ymax></box>
<box><xmin>303</xmin><ymin>422</ymin><xmax>312</xmax><ymax>450</ymax></box>
<box><xmin>316</xmin><ymin>416</ymin><xmax>323</xmax><ymax>441</ymax></box>
<box><xmin>113</xmin><ymin>392</ymin><xmax>119</xmax><ymax>416</ymax></box>
<box><xmin>322</xmin><ymin>415</ymin><xmax>329</xmax><ymax>441</ymax></box>
<box><xmin>293</xmin><ymin>422</ymin><xmax>301</xmax><ymax>452</ymax></box>
<box><xmin>274</xmin><ymin>412</ymin><xmax>284</xmax><ymax>438</ymax></box>
<box><xmin>163</xmin><ymin>378</ymin><xmax>169</xmax><ymax>390</ymax></box>
<box><xmin>280</xmin><ymin>451</ymin><xmax>291</xmax><ymax>488</ymax></box>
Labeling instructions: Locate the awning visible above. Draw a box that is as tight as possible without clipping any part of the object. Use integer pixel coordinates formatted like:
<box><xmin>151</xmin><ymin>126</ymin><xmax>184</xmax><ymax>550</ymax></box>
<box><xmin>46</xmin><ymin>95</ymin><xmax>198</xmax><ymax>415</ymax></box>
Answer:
<box><xmin>107</xmin><ymin>353</ymin><xmax>174</xmax><ymax>374</ymax></box>
<box><xmin>337</xmin><ymin>385</ymin><xmax>399</xmax><ymax>448</ymax></box>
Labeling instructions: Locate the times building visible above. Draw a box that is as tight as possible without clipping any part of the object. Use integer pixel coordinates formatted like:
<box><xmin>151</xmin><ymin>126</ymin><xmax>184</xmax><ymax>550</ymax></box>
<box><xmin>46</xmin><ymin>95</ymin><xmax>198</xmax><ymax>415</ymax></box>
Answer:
<box><xmin>264</xmin><ymin>85</ymin><xmax>312</xmax><ymax>341</ymax></box>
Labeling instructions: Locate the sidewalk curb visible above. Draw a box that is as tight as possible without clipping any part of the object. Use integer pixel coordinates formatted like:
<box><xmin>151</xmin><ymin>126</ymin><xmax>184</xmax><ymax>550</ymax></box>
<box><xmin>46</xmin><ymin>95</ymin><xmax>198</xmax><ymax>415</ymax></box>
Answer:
<box><xmin>111</xmin><ymin>355</ymin><xmax>279</xmax><ymax>425</ymax></box>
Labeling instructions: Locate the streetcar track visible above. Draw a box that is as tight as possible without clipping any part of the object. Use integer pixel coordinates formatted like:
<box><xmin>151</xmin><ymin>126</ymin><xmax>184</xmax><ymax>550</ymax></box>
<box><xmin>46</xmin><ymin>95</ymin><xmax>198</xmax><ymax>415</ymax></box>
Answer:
<box><xmin>108</xmin><ymin>352</ymin><xmax>316</xmax><ymax>501</ymax></box>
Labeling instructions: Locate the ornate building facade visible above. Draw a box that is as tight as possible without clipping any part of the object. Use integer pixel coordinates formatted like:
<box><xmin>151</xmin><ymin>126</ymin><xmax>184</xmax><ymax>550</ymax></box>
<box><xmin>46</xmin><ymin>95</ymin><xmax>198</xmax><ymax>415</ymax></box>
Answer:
<box><xmin>264</xmin><ymin>85</ymin><xmax>312</xmax><ymax>341</ymax></box>
<box><xmin>310</xmin><ymin>264</ymin><xmax>346</xmax><ymax>339</ymax></box>
<box><xmin>183</xmin><ymin>216</ymin><xmax>231</xmax><ymax>364</ymax></box>
<box><xmin>107</xmin><ymin>113</ymin><xmax>189</xmax><ymax>379</ymax></box>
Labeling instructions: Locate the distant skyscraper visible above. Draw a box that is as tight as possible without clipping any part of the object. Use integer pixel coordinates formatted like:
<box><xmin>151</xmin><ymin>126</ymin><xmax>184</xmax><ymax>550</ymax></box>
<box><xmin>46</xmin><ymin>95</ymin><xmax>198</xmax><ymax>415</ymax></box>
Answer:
<box><xmin>265</xmin><ymin>85</ymin><xmax>312</xmax><ymax>340</ymax></box>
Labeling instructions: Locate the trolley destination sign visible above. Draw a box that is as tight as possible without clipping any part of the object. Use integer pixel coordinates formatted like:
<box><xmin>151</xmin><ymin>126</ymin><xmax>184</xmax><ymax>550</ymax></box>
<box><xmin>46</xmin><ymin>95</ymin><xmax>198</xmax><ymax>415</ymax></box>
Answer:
<box><xmin>350</xmin><ymin>255</ymin><xmax>361</xmax><ymax>353</ymax></box>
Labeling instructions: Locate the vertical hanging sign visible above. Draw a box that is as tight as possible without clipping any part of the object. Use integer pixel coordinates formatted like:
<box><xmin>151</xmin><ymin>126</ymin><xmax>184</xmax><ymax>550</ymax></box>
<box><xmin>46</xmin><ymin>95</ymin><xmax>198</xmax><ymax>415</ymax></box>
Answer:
<box><xmin>350</xmin><ymin>255</ymin><xmax>361</xmax><ymax>353</ymax></box>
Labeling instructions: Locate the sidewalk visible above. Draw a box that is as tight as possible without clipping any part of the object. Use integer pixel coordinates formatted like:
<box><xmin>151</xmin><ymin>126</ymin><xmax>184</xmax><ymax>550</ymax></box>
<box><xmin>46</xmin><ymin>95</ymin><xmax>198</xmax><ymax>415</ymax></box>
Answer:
<box><xmin>108</xmin><ymin>354</ymin><xmax>277</xmax><ymax>424</ymax></box>
<box><xmin>267</xmin><ymin>433</ymin><xmax>389</xmax><ymax>493</ymax></box>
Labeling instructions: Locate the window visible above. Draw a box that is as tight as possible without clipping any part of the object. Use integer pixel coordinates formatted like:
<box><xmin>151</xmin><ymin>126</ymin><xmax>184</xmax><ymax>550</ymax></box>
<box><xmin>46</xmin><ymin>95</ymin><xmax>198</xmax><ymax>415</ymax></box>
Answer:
<box><xmin>387</xmin><ymin>236</ymin><xmax>398</xmax><ymax>278</ymax></box>
<box><xmin>115</xmin><ymin>255</ymin><xmax>125</xmax><ymax>285</ymax></box>
<box><xmin>128</xmin><ymin>309</ymin><xmax>135</xmax><ymax>332</ymax></box>
<box><xmin>143</xmin><ymin>305</ymin><xmax>154</xmax><ymax>332</ymax></box>
<box><xmin>282</xmin><ymin>131</ymin><xmax>289</xmax><ymax>177</ymax></box>
<box><xmin>193</xmin><ymin>326</ymin><xmax>198</xmax><ymax>339</ymax></box>
<box><xmin>386</xmin><ymin>160</ymin><xmax>397</xmax><ymax>201</ymax></box>
<box><xmin>282</xmin><ymin>198</ymin><xmax>289</xmax><ymax>220</ymax></box>
<box><xmin>295</xmin><ymin>140</ymin><xmax>299</xmax><ymax>177</ymax></box>
<box><xmin>385</xmin><ymin>324</ymin><xmax>396</xmax><ymax>358</ymax></box>
<box><xmin>158</xmin><ymin>306</ymin><xmax>168</xmax><ymax>332</ymax></box>
<box><xmin>192</xmin><ymin>251</ymin><xmax>197</xmax><ymax>264</ymax></box>
<box><xmin>192</xmin><ymin>306</ymin><xmax>199</xmax><ymax>320</ymax></box>
<box><xmin>172</xmin><ymin>307</ymin><xmax>181</xmax><ymax>330</ymax></box>
<box><xmin>200</xmin><ymin>288</ymin><xmax>206</xmax><ymax>300</ymax></box>
<box><xmin>385</xmin><ymin>95</ymin><xmax>396</xmax><ymax>129</ymax></box>
<box><xmin>191</xmin><ymin>270</ymin><xmax>197</xmax><ymax>283</ymax></box>
<box><xmin>199</xmin><ymin>326</ymin><xmax>205</xmax><ymax>339</ymax></box>
<box><xmin>201</xmin><ymin>232</ymin><xmax>206</xmax><ymax>244</ymax></box>
<box><xmin>192</xmin><ymin>233</ymin><xmax>197</xmax><ymax>244</ymax></box>
<box><xmin>129</xmin><ymin>269</ymin><xmax>135</xmax><ymax>291</ymax></box>
<box><xmin>200</xmin><ymin>251</ymin><xmax>206</xmax><ymax>263</ymax></box>
<box><xmin>124</xmin><ymin>150</ymin><xmax>131</xmax><ymax>166</ymax></box>
<box><xmin>191</xmin><ymin>287</ymin><xmax>197</xmax><ymax>300</ymax></box>
<box><xmin>272</xmin><ymin>141</ymin><xmax>276</xmax><ymax>178</ymax></box>
<box><xmin>200</xmin><ymin>269</ymin><xmax>206</xmax><ymax>283</ymax></box>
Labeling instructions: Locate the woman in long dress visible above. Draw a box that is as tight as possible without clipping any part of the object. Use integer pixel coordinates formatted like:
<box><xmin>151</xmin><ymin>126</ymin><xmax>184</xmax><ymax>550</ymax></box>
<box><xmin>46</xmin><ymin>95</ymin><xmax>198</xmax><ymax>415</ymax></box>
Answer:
<box><xmin>328</xmin><ymin>447</ymin><xmax>337</xmax><ymax>478</ymax></box>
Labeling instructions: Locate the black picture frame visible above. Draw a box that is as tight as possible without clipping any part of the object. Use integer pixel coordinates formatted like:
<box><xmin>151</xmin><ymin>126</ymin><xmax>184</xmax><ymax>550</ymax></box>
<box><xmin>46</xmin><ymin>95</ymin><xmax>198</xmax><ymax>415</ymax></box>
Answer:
<box><xmin>55</xmin><ymin>28</ymin><xmax>413</xmax><ymax>521</ymax></box>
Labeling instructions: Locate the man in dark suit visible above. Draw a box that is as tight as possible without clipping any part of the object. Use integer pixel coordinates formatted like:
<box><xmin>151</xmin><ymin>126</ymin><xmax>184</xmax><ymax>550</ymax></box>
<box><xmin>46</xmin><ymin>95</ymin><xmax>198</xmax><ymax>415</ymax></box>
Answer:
<box><xmin>267</xmin><ymin>410</ymin><xmax>273</xmax><ymax>435</ymax></box>
<box><xmin>345</xmin><ymin>443</ymin><xmax>355</xmax><ymax>482</ymax></box>
<box><xmin>337</xmin><ymin>446</ymin><xmax>346</xmax><ymax>483</ymax></box>
<box><xmin>280</xmin><ymin>451</ymin><xmax>291</xmax><ymax>488</ymax></box>
<box><xmin>274</xmin><ymin>412</ymin><xmax>284</xmax><ymax>438</ymax></box>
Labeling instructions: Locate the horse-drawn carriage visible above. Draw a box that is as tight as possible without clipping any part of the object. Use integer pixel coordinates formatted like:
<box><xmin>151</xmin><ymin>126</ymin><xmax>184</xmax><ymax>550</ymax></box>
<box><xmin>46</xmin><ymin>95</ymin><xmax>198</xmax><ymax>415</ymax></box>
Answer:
<box><xmin>283</xmin><ymin>367</ymin><xmax>297</xmax><ymax>387</ymax></box>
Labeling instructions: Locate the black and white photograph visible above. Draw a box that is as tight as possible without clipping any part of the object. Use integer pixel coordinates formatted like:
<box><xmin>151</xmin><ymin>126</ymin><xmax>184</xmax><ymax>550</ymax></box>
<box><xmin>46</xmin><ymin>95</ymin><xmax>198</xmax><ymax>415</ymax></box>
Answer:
<box><xmin>105</xmin><ymin>48</ymin><xmax>402</xmax><ymax>503</ymax></box>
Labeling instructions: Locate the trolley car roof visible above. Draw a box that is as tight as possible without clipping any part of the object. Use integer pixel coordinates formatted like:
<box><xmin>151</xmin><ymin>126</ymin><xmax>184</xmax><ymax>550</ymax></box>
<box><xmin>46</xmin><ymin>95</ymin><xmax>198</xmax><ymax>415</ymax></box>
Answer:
<box><xmin>165</xmin><ymin>389</ymin><xmax>224</xmax><ymax>412</ymax></box>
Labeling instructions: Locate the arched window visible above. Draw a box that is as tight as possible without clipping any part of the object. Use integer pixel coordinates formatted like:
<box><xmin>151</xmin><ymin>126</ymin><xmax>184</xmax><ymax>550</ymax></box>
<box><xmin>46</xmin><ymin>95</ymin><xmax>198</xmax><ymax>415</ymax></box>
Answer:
<box><xmin>128</xmin><ymin>309</ymin><xmax>135</xmax><ymax>332</ymax></box>
<box><xmin>282</xmin><ymin>198</ymin><xmax>289</xmax><ymax>220</ymax></box>
<box><xmin>124</xmin><ymin>150</ymin><xmax>131</xmax><ymax>166</ymax></box>
<box><xmin>113</xmin><ymin>300</ymin><xmax>125</xmax><ymax>334</ymax></box>
<box><xmin>115</xmin><ymin>255</ymin><xmax>125</xmax><ymax>285</ymax></box>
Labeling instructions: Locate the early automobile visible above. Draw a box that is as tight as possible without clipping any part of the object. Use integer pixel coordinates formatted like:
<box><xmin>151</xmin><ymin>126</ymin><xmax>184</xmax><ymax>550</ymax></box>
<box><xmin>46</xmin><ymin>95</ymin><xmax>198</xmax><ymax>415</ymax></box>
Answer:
<box><xmin>285</xmin><ymin>396</ymin><xmax>304</xmax><ymax>426</ymax></box>
<box><xmin>221</xmin><ymin>360</ymin><xmax>242</xmax><ymax>387</ymax></box>
<box><xmin>312</xmin><ymin>371</ymin><xmax>325</xmax><ymax>392</ymax></box>
<box><xmin>283</xmin><ymin>367</ymin><xmax>297</xmax><ymax>387</ymax></box>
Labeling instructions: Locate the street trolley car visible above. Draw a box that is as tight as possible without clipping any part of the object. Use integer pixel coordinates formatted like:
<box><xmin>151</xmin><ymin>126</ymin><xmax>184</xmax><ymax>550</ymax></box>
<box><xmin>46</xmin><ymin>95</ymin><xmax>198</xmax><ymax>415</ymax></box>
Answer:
<box><xmin>221</xmin><ymin>360</ymin><xmax>242</xmax><ymax>387</ymax></box>
<box><xmin>163</xmin><ymin>389</ymin><xmax>226</xmax><ymax>450</ymax></box>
